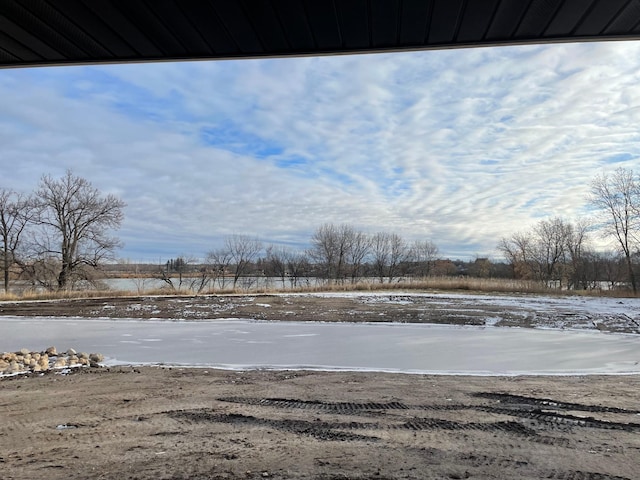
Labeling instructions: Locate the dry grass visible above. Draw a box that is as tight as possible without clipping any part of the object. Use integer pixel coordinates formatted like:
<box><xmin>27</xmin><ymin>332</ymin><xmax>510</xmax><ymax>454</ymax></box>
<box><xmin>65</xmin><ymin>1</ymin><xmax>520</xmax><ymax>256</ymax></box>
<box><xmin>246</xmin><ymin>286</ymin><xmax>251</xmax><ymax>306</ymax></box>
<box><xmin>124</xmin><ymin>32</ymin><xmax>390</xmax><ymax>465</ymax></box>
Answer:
<box><xmin>0</xmin><ymin>289</ymin><xmax>133</xmax><ymax>302</ymax></box>
<box><xmin>0</xmin><ymin>276</ymin><xmax>636</xmax><ymax>302</ymax></box>
<box><xmin>340</xmin><ymin>277</ymin><xmax>556</xmax><ymax>295</ymax></box>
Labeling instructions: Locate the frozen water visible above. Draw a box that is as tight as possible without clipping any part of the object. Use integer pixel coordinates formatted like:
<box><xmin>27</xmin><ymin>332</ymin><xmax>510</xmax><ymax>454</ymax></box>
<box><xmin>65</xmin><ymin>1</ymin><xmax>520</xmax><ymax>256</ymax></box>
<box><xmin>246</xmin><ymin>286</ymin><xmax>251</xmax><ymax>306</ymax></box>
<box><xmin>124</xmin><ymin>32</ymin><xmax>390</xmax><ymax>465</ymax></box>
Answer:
<box><xmin>1</xmin><ymin>317</ymin><xmax>639</xmax><ymax>376</ymax></box>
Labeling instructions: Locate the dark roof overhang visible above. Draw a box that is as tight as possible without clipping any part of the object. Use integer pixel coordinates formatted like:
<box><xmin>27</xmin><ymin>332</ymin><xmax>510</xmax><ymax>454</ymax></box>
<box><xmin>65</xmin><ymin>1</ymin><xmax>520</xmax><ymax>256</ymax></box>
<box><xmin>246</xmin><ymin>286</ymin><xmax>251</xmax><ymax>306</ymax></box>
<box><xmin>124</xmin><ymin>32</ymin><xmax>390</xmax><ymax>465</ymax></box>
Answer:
<box><xmin>2</xmin><ymin>0</ymin><xmax>639</xmax><ymax>69</ymax></box>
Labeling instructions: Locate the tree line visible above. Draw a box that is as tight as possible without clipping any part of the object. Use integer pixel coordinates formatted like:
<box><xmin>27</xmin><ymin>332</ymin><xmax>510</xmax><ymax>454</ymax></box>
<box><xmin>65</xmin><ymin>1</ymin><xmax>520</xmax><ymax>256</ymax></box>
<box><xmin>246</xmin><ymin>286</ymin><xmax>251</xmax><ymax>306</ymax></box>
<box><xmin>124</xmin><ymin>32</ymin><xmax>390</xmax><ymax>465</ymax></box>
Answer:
<box><xmin>0</xmin><ymin>170</ymin><xmax>125</xmax><ymax>292</ymax></box>
<box><xmin>157</xmin><ymin>227</ymin><xmax>440</xmax><ymax>293</ymax></box>
<box><xmin>498</xmin><ymin>167</ymin><xmax>640</xmax><ymax>293</ymax></box>
<box><xmin>166</xmin><ymin>168</ymin><xmax>640</xmax><ymax>294</ymax></box>
<box><xmin>3</xmin><ymin>167</ymin><xmax>638</xmax><ymax>294</ymax></box>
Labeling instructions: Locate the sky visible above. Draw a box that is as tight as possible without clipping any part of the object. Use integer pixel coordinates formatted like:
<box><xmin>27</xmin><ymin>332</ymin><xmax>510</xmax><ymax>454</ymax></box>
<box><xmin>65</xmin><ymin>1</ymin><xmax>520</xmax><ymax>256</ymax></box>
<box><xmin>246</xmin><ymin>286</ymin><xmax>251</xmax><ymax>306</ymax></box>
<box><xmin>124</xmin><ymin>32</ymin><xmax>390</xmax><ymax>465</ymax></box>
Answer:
<box><xmin>1</xmin><ymin>41</ymin><xmax>640</xmax><ymax>262</ymax></box>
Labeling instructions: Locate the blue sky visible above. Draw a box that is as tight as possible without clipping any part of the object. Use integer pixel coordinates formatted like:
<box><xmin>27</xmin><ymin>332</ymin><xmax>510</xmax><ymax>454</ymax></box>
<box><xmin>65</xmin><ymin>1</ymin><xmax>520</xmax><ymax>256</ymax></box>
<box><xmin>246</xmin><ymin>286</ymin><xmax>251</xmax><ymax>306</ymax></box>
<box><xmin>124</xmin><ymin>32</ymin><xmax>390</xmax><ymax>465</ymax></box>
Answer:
<box><xmin>1</xmin><ymin>41</ymin><xmax>640</xmax><ymax>262</ymax></box>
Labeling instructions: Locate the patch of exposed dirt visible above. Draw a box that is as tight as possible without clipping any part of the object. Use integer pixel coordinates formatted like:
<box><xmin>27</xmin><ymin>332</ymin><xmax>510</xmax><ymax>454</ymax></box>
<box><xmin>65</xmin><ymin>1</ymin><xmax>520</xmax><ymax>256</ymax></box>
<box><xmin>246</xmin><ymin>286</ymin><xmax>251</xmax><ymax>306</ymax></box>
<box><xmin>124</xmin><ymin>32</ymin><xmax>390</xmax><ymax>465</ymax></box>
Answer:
<box><xmin>0</xmin><ymin>292</ymin><xmax>638</xmax><ymax>334</ymax></box>
<box><xmin>1</xmin><ymin>367</ymin><xmax>639</xmax><ymax>479</ymax></box>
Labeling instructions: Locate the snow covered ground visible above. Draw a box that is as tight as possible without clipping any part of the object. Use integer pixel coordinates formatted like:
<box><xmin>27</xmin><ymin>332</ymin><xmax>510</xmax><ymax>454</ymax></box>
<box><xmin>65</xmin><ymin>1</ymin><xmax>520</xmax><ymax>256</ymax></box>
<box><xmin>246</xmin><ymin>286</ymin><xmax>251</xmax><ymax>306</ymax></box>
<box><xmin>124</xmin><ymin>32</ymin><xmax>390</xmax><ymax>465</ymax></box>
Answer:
<box><xmin>247</xmin><ymin>291</ymin><xmax>637</xmax><ymax>333</ymax></box>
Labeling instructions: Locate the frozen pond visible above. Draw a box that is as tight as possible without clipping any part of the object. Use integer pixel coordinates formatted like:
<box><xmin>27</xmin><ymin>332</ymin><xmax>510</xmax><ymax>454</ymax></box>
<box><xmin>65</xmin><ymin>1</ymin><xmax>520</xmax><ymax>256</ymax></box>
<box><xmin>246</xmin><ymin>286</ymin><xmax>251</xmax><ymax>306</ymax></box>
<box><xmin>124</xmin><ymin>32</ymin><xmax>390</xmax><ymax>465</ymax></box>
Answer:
<box><xmin>1</xmin><ymin>317</ymin><xmax>639</xmax><ymax>375</ymax></box>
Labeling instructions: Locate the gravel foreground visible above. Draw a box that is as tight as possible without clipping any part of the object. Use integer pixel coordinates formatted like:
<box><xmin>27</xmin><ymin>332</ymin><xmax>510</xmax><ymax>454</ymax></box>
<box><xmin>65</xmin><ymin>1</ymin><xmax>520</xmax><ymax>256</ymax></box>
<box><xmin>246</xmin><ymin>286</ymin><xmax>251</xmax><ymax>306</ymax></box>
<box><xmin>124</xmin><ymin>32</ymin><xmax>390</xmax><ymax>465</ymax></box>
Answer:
<box><xmin>1</xmin><ymin>293</ymin><xmax>639</xmax><ymax>479</ymax></box>
<box><xmin>1</xmin><ymin>367</ymin><xmax>639</xmax><ymax>480</ymax></box>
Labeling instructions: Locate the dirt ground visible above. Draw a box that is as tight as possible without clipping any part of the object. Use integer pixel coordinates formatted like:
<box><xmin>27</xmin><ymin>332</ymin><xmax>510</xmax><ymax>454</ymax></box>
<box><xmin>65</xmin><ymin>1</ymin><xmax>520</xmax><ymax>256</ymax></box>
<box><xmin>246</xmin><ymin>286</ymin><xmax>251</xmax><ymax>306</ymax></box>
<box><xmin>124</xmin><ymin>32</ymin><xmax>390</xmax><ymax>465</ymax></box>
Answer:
<box><xmin>1</xmin><ymin>293</ymin><xmax>639</xmax><ymax>479</ymax></box>
<box><xmin>1</xmin><ymin>367</ymin><xmax>639</xmax><ymax>480</ymax></box>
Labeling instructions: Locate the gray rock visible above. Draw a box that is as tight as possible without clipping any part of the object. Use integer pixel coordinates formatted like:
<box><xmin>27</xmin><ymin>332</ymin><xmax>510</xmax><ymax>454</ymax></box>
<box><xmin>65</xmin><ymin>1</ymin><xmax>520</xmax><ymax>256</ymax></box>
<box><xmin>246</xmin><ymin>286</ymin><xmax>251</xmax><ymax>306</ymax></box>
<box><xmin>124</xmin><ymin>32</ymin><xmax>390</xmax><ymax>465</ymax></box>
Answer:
<box><xmin>89</xmin><ymin>353</ymin><xmax>104</xmax><ymax>363</ymax></box>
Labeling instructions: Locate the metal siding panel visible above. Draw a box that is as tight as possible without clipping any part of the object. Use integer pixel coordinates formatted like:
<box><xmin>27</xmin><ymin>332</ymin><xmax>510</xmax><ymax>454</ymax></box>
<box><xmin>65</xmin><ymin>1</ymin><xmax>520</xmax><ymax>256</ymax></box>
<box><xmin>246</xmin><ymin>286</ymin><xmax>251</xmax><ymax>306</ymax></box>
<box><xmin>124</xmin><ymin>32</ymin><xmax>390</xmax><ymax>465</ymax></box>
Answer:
<box><xmin>0</xmin><ymin>46</ymin><xmax>20</xmax><ymax>62</ymax></box>
<box><xmin>112</xmin><ymin>0</ymin><xmax>187</xmax><ymax>56</ymax></box>
<box><xmin>5</xmin><ymin>0</ymin><xmax>640</xmax><ymax>67</ymax></box>
<box><xmin>304</xmin><ymin>0</ymin><xmax>342</xmax><ymax>49</ymax></box>
<box><xmin>53</xmin><ymin>0</ymin><xmax>137</xmax><ymax>57</ymax></box>
<box><xmin>179</xmin><ymin>0</ymin><xmax>239</xmax><ymax>54</ymax></box>
<box><xmin>241</xmin><ymin>0</ymin><xmax>289</xmax><ymax>51</ymax></box>
<box><xmin>457</xmin><ymin>0</ymin><xmax>500</xmax><ymax>42</ymax></box>
<box><xmin>0</xmin><ymin>15</ymin><xmax>63</xmax><ymax>59</ymax></box>
<box><xmin>515</xmin><ymin>0</ymin><xmax>564</xmax><ymax>38</ymax></box>
<box><xmin>371</xmin><ymin>0</ymin><xmax>399</xmax><ymax>47</ymax></box>
<box><xmin>399</xmin><ymin>0</ymin><xmax>431</xmax><ymax>44</ymax></box>
<box><xmin>145</xmin><ymin>0</ymin><xmax>212</xmax><ymax>54</ymax></box>
<box><xmin>0</xmin><ymin>30</ymin><xmax>41</xmax><ymax>61</ymax></box>
<box><xmin>574</xmin><ymin>0</ymin><xmax>629</xmax><ymax>35</ymax></box>
<box><xmin>428</xmin><ymin>0</ymin><xmax>464</xmax><ymax>43</ymax></box>
<box><xmin>80</xmin><ymin>0</ymin><xmax>162</xmax><ymax>56</ymax></box>
<box><xmin>20</xmin><ymin>0</ymin><xmax>112</xmax><ymax>57</ymax></box>
<box><xmin>212</xmin><ymin>2</ymin><xmax>263</xmax><ymax>53</ymax></box>
<box><xmin>544</xmin><ymin>0</ymin><xmax>597</xmax><ymax>36</ymax></box>
<box><xmin>485</xmin><ymin>0</ymin><xmax>531</xmax><ymax>40</ymax></box>
<box><xmin>605</xmin><ymin>1</ymin><xmax>640</xmax><ymax>34</ymax></box>
<box><xmin>336</xmin><ymin>0</ymin><xmax>369</xmax><ymax>48</ymax></box>
<box><xmin>0</xmin><ymin>2</ymin><xmax>82</xmax><ymax>58</ymax></box>
<box><xmin>271</xmin><ymin>0</ymin><xmax>315</xmax><ymax>50</ymax></box>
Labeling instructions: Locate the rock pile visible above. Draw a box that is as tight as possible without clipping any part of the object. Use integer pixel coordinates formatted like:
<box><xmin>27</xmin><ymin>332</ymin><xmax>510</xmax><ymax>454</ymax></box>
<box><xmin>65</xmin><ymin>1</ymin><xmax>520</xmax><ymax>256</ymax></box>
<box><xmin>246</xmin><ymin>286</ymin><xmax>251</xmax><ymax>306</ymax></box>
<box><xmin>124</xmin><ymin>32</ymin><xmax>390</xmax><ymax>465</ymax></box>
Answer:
<box><xmin>0</xmin><ymin>347</ymin><xmax>104</xmax><ymax>375</ymax></box>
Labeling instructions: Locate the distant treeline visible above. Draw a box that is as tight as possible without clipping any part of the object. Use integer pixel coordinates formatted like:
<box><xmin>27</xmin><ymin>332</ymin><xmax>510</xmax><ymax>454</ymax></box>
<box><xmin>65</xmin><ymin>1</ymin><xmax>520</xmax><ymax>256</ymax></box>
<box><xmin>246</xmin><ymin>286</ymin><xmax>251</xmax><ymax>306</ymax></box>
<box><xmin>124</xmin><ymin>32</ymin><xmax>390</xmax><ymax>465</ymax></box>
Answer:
<box><xmin>4</xmin><ymin>168</ymin><xmax>639</xmax><ymax>295</ymax></box>
<box><xmin>110</xmin><ymin>167</ymin><xmax>640</xmax><ymax>295</ymax></box>
<box><xmin>109</xmin><ymin>220</ymin><xmax>635</xmax><ymax>295</ymax></box>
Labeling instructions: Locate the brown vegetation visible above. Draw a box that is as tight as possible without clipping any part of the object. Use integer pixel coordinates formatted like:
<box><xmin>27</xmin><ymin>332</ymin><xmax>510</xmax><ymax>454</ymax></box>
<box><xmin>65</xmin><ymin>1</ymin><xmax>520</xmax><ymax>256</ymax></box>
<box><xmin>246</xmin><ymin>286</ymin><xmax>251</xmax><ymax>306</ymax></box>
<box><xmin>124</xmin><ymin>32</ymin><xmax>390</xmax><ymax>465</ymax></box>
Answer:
<box><xmin>0</xmin><ymin>275</ymin><xmax>638</xmax><ymax>303</ymax></box>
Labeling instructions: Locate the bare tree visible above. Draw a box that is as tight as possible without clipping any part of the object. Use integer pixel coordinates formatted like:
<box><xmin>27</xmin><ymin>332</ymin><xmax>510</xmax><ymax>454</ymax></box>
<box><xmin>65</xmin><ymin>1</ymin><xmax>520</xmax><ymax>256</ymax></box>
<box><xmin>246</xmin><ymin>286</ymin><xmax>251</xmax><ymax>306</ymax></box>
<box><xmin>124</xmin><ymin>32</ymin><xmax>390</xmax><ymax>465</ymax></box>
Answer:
<box><xmin>157</xmin><ymin>255</ymin><xmax>202</xmax><ymax>291</ymax></box>
<box><xmin>598</xmin><ymin>250</ymin><xmax>627</xmax><ymax>290</ymax></box>
<box><xmin>499</xmin><ymin>218</ymin><xmax>590</xmax><ymax>289</ymax></box>
<box><xmin>287</xmin><ymin>251</ymin><xmax>310</xmax><ymax>288</ymax></box>
<box><xmin>188</xmin><ymin>263</ymin><xmax>213</xmax><ymax>294</ymax></box>
<box><xmin>206</xmin><ymin>247</ymin><xmax>234</xmax><ymax>290</ymax></box>
<box><xmin>266</xmin><ymin>245</ymin><xmax>291</xmax><ymax>288</ymax></box>
<box><xmin>20</xmin><ymin>256</ymin><xmax>60</xmax><ymax>291</ymax></box>
<box><xmin>532</xmin><ymin>217</ymin><xmax>569</xmax><ymax>286</ymax></box>
<box><xmin>34</xmin><ymin>171</ymin><xmax>125</xmax><ymax>290</ymax></box>
<box><xmin>564</xmin><ymin>219</ymin><xmax>590</xmax><ymax>289</ymax></box>
<box><xmin>0</xmin><ymin>190</ymin><xmax>35</xmax><ymax>292</ymax></box>
<box><xmin>590</xmin><ymin>168</ymin><xmax>640</xmax><ymax>293</ymax></box>
<box><xmin>264</xmin><ymin>246</ymin><xmax>312</xmax><ymax>289</ymax></box>
<box><xmin>371</xmin><ymin>232</ymin><xmax>391</xmax><ymax>283</ymax></box>
<box><xmin>309</xmin><ymin>224</ymin><xmax>355</xmax><ymax>283</ymax></box>
<box><xmin>370</xmin><ymin>232</ymin><xmax>407</xmax><ymax>283</ymax></box>
<box><xmin>498</xmin><ymin>231</ymin><xmax>538</xmax><ymax>280</ymax></box>
<box><xmin>346</xmin><ymin>230</ymin><xmax>370</xmax><ymax>283</ymax></box>
<box><xmin>224</xmin><ymin>234</ymin><xmax>262</xmax><ymax>289</ymax></box>
<box><xmin>309</xmin><ymin>224</ymin><xmax>336</xmax><ymax>282</ymax></box>
<box><xmin>408</xmin><ymin>240</ymin><xmax>439</xmax><ymax>277</ymax></box>
<box><xmin>387</xmin><ymin>233</ymin><xmax>408</xmax><ymax>283</ymax></box>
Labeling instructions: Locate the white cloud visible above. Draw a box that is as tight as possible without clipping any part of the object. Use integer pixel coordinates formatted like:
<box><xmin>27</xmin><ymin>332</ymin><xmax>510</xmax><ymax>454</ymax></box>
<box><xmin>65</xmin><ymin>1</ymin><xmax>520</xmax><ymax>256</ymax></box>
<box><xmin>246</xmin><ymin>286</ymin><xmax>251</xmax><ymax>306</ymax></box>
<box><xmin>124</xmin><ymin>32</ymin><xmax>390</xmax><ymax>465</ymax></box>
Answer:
<box><xmin>1</xmin><ymin>41</ymin><xmax>640</xmax><ymax>260</ymax></box>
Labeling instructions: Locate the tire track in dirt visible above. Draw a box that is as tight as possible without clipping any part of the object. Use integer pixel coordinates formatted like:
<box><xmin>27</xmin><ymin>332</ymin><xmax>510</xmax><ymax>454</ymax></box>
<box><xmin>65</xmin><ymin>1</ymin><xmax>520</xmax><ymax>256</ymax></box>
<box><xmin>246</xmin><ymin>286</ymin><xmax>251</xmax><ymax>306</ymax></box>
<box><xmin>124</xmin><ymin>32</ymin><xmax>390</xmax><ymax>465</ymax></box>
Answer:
<box><xmin>218</xmin><ymin>396</ymin><xmax>412</xmax><ymax>411</ymax></box>
<box><xmin>211</xmin><ymin>392</ymin><xmax>638</xmax><ymax>480</ymax></box>
<box><xmin>474</xmin><ymin>392</ymin><xmax>640</xmax><ymax>433</ymax></box>
<box><xmin>217</xmin><ymin>395</ymin><xmax>640</xmax><ymax>432</ymax></box>
<box><xmin>543</xmin><ymin>471</ymin><xmax>630</xmax><ymax>480</ymax></box>
<box><xmin>168</xmin><ymin>408</ymin><xmax>538</xmax><ymax>439</ymax></box>
<box><xmin>395</xmin><ymin>417</ymin><xmax>536</xmax><ymax>436</ymax></box>
<box><xmin>167</xmin><ymin>410</ymin><xmax>381</xmax><ymax>442</ymax></box>
<box><xmin>477</xmin><ymin>406</ymin><xmax>640</xmax><ymax>431</ymax></box>
<box><xmin>455</xmin><ymin>454</ymin><xmax>631</xmax><ymax>480</ymax></box>
<box><xmin>473</xmin><ymin>392</ymin><xmax>640</xmax><ymax>414</ymax></box>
